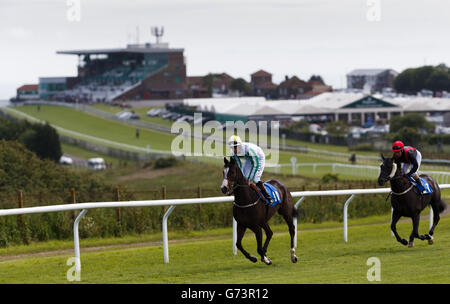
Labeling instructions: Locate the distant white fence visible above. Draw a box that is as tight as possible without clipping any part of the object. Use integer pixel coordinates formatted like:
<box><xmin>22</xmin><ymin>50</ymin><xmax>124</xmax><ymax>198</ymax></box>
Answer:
<box><xmin>0</xmin><ymin>185</ymin><xmax>449</xmax><ymax>275</ymax></box>
<box><xmin>7</xmin><ymin>101</ymin><xmax>450</xmax><ymax>167</ymax></box>
<box><xmin>267</xmin><ymin>162</ymin><xmax>450</xmax><ymax>183</ymax></box>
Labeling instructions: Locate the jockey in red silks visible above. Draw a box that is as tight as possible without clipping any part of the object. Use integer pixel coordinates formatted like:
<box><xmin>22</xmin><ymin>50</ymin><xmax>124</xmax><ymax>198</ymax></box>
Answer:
<box><xmin>392</xmin><ymin>140</ymin><xmax>424</xmax><ymax>193</ymax></box>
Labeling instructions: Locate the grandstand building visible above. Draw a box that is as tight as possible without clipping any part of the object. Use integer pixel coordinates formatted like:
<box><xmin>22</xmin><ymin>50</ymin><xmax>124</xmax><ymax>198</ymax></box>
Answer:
<box><xmin>179</xmin><ymin>92</ymin><xmax>450</xmax><ymax>126</ymax></box>
<box><xmin>50</xmin><ymin>41</ymin><xmax>186</xmax><ymax>102</ymax></box>
<box><xmin>346</xmin><ymin>69</ymin><xmax>398</xmax><ymax>93</ymax></box>
<box><xmin>16</xmin><ymin>84</ymin><xmax>39</xmax><ymax>101</ymax></box>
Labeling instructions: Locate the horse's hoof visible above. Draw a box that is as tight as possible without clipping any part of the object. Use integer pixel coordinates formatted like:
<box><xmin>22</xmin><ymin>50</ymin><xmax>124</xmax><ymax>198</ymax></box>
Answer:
<box><xmin>428</xmin><ymin>236</ymin><xmax>434</xmax><ymax>245</ymax></box>
<box><xmin>249</xmin><ymin>256</ymin><xmax>257</xmax><ymax>263</ymax></box>
<box><xmin>291</xmin><ymin>255</ymin><xmax>298</xmax><ymax>263</ymax></box>
<box><xmin>400</xmin><ymin>239</ymin><xmax>408</xmax><ymax>246</ymax></box>
<box><xmin>408</xmin><ymin>242</ymin><xmax>414</xmax><ymax>248</ymax></box>
<box><xmin>262</xmin><ymin>256</ymin><xmax>272</xmax><ymax>265</ymax></box>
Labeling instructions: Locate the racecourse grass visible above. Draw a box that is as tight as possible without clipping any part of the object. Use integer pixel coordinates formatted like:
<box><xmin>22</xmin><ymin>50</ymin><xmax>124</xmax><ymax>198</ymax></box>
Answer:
<box><xmin>0</xmin><ymin>214</ymin><xmax>448</xmax><ymax>284</ymax></box>
<box><xmin>8</xmin><ymin>105</ymin><xmax>449</xmax><ymax>177</ymax></box>
<box><xmin>9</xmin><ymin>105</ymin><xmax>176</xmax><ymax>151</ymax></box>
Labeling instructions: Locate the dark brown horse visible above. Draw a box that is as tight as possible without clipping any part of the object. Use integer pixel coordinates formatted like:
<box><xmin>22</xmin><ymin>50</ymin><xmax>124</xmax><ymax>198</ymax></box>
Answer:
<box><xmin>221</xmin><ymin>157</ymin><xmax>298</xmax><ymax>265</ymax></box>
<box><xmin>378</xmin><ymin>154</ymin><xmax>447</xmax><ymax>247</ymax></box>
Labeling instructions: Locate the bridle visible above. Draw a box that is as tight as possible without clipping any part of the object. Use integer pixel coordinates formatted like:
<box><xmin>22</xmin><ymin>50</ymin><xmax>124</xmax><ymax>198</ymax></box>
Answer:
<box><xmin>223</xmin><ymin>165</ymin><xmax>261</xmax><ymax>208</ymax></box>
<box><xmin>381</xmin><ymin>161</ymin><xmax>414</xmax><ymax>199</ymax></box>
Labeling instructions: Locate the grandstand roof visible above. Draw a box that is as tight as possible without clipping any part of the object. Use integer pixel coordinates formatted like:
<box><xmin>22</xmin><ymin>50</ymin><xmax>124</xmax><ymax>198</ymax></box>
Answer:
<box><xmin>385</xmin><ymin>96</ymin><xmax>450</xmax><ymax>112</ymax></box>
<box><xmin>298</xmin><ymin>92</ymin><xmax>367</xmax><ymax>109</ymax></box>
<box><xmin>17</xmin><ymin>84</ymin><xmax>38</xmax><ymax>91</ymax></box>
<box><xmin>182</xmin><ymin>93</ymin><xmax>450</xmax><ymax>118</ymax></box>
<box><xmin>347</xmin><ymin>69</ymin><xmax>398</xmax><ymax>76</ymax></box>
<box><xmin>57</xmin><ymin>43</ymin><xmax>183</xmax><ymax>55</ymax></box>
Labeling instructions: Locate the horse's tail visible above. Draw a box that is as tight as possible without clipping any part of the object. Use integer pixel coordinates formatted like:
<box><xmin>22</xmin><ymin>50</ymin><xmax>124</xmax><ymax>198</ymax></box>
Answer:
<box><xmin>292</xmin><ymin>205</ymin><xmax>298</xmax><ymax>219</ymax></box>
<box><xmin>431</xmin><ymin>177</ymin><xmax>447</xmax><ymax>214</ymax></box>
<box><xmin>286</xmin><ymin>190</ymin><xmax>304</xmax><ymax>220</ymax></box>
<box><xmin>437</xmin><ymin>199</ymin><xmax>447</xmax><ymax>214</ymax></box>
<box><xmin>281</xmin><ymin>184</ymin><xmax>299</xmax><ymax>219</ymax></box>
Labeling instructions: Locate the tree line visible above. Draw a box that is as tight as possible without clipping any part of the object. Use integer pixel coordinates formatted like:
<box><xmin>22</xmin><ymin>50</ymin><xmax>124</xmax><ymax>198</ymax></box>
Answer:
<box><xmin>0</xmin><ymin>116</ymin><xmax>62</xmax><ymax>162</ymax></box>
<box><xmin>394</xmin><ymin>64</ymin><xmax>450</xmax><ymax>95</ymax></box>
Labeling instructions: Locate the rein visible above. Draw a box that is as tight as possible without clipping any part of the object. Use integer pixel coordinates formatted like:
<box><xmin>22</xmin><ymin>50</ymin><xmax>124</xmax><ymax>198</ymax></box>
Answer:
<box><xmin>382</xmin><ymin>162</ymin><xmax>414</xmax><ymax>200</ymax></box>
<box><xmin>224</xmin><ymin>164</ymin><xmax>261</xmax><ymax>209</ymax></box>
<box><xmin>232</xmin><ymin>183</ymin><xmax>251</xmax><ymax>191</ymax></box>
<box><xmin>233</xmin><ymin>199</ymin><xmax>261</xmax><ymax>208</ymax></box>
<box><xmin>384</xmin><ymin>172</ymin><xmax>414</xmax><ymax>200</ymax></box>
<box><xmin>230</xmin><ymin>178</ymin><xmax>261</xmax><ymax>208</ymax></box>
<box><xmin>386</xmin><ymin>184</ymin><xmax>414</xmax><ymax>201</ymax></box>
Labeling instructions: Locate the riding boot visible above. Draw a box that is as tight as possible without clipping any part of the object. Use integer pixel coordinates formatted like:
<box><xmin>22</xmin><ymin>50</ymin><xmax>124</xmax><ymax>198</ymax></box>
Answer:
<box><xmin>413</xmin><ymin>175</ymin><xmax>424</xmax><ymax>194</ymax></box>
<box><xmin>257</xmin><ymin>181</ymin><xmax>274</xmax><ymax>205</ymax></box>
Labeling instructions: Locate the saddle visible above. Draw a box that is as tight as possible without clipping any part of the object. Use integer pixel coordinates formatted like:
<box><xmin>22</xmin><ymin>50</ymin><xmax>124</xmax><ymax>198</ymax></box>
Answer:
<box><xmin>407</xmin><ymin>176</ymin><xmax>433</xmax><ymax>195</ymax></box>
<box><xmin>251</xmin><ymin>182</ymin><xmax>282</xmax><ymax>207</ymax></box>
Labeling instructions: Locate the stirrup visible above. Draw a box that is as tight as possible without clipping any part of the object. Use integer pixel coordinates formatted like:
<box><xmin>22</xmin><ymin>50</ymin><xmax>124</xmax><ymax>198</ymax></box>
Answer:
<box><xmin>417</xmin><ymin>186</ymin><xmax>424</xmax><ymax>197</ymax></box>
<box><xmin>265</xmin><ymin>195</ymin><xmax>274</xmax><ymax>204</ymax></box>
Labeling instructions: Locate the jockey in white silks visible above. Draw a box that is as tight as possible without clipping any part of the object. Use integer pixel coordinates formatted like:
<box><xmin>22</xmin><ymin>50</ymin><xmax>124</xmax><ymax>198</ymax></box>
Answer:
<box><xmin>228</xmin><ymin>135</ymin><xmax>273</xmax><ymax>204</ymax></box>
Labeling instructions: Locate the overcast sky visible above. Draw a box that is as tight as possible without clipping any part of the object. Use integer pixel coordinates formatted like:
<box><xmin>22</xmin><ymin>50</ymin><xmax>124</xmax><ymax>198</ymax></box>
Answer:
<box><xmin>1</xmin><ymin>0</ymin><xmax>449</xmax><ymax>99</ymax></box>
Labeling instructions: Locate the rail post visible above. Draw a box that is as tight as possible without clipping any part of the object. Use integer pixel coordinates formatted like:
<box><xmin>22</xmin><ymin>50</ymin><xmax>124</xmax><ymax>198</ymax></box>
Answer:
<box><xmin>162</xmin><ymin>205</ymin><xmax>176</xmax><ymax>264</ymax></box>
<box><xmin>343</xmin><ymin>194</ymin><xmax>356</xmax><ymax>243</ymax></box>
<box><xmin>290</xmin><ymin>157</ymin><xmax>296</xmax><ymax>176</ymax></box>
<box><xmin>73</xmin><ymin>209</ymin><xmax>88</xmax><ymax>273</ymax></box>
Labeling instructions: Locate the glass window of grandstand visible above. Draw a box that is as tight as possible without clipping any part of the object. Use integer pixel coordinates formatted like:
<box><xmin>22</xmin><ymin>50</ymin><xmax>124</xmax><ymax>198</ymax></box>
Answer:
<box><xmin>79</xmin><ymin>52</ymin><xmax>169</xmax><ymax>86</ymax></box>
<box><xmin>377</xmin><ymin>112</ymin><xmax>388</xmax><ymax>120</ymax></box>
<box><xmin>364</xmin><ymin>113</ymin><xmax>375</xmax><ymax>124</ymax></box>
<box><xmin>338</xmin><ymin>113</ymin><xmax>348</xmax><ymax>122</ymax></box>
<box><xmin>351</xmin><ymin>113</ymin><xmax>362</xmax><ymax>126</ymax></box>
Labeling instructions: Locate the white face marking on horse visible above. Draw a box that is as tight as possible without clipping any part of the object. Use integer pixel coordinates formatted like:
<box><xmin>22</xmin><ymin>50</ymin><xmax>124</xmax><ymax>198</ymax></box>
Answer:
<box><xmin>389</xmin><ymin>163</ymin><xmax>397</xmax><ymax>178</ymax></box>
<box><xmin>221</xmin><ymin>167</ymin><xmax>229</xmax><ymax>189</ymax></box>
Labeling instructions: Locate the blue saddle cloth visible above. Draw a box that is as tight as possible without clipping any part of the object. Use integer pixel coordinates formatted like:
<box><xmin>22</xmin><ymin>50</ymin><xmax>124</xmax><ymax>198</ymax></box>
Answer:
<box><xmin>407</xmin><ymin>176</ymin><xmax>433</xmax><ymax>195</ymax></box>
<box><xmin>256</xmin><ymin>182</ymin><xmax>282</xmax><ymax>207</ymax></box>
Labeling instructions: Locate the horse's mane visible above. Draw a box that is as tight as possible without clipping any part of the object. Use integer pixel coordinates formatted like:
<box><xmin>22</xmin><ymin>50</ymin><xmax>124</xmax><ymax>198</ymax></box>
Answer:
<box><xmin>228</xmin><ymin>158</ymin><xmax>249</xmax><ymax>185</ymax></box>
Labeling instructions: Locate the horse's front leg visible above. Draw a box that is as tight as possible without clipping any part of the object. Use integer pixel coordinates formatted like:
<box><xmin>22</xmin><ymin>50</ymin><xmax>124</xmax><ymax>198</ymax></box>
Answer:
<box><xmin>250</xmin><ymin>225</ymin><xmax>271</xmax><ymax>265</ymax></box>
<box><xmin>409</xmin><ymin>214</ymin><xmax>429</xmax><ymax>247</ymax></box>
<box><xmin>236</xmin><ymin>223</ymin><xmax>257</xmax><ymax>263</ymax></box>
<box><xmin>261</xmin><ymin>223</ymin><xmax>273</xmax><ymax>257</ymax></box>
<box><xmin>391</xmin><ymin>210</ymin><xmax>408</xmax><ymax>246</ymax></box>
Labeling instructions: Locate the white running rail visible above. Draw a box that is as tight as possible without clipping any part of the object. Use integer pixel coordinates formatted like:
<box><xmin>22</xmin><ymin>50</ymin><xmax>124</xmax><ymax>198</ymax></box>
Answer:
<box><xmin>267</xmin><ymin>162</ymin><xmax>450</xmax><ymax>183</ymax></box>
<box><xmin>0</xmin><ymin>185</ymin><xmax>449</xmax><ymax>274</ymax></box>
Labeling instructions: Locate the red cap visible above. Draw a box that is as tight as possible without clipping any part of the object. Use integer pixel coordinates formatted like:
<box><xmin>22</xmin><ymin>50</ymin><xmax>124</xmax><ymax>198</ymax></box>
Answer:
<box><xmin>392</xmin><ymin>140</ymin><xmax>404</xmax><ymax>152</ymax></box>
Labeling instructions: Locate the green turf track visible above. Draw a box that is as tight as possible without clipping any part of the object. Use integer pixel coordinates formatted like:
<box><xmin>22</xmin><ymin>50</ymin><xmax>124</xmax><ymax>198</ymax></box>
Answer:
<box><xmin>0</xmin><ymin>215</ymin><xmax>448</xmax><ymax>283</ymax></box>
<box><xmin>5</xmin><ymin>105</ymin><xmax>449</xmax><ymax>180</ymax></box>
<box><xmin>5</xmin><ymin>105</ymin><xmax>349</xmax><ymax>165</ymax></box>
<box><xmin>5</xmin><ymin>105</ymin><xmax>176</xmax><ymax>151</ymax></box>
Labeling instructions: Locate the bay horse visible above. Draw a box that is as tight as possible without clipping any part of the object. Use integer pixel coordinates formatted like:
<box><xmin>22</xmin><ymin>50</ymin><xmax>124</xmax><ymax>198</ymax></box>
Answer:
<box><xmin>221</xmin><ymin>157</ymin><xmax>298</xmax><ymax>265</ymax></box>
<box><xmin>378</xmin><ymin>154</ymin><xmax>447</xmax><ymax>247</ymax></box>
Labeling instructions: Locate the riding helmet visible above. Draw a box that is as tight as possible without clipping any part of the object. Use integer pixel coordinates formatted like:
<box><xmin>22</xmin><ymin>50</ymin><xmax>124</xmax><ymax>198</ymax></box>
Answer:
<box><xmin>392</xmin><ymin>140</ymin><xmax>404</xmax><ymax>152</ymax></box>
<box><xmin>228</xmin><ymin>135</ymin><xmax>242</xmax><ymax>147</ymax></box>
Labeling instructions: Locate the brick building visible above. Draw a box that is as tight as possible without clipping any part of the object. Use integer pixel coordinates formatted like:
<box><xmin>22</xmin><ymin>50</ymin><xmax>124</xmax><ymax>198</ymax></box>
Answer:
<box><xmin>16</xmin><ymin>84</ymin><xmax>39</xmax><ymax>101</ymax></box>
<box><xmin>250</xmin><ymin>70</ymin><xmax>277</xmax><ymax>97</ymax></box>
